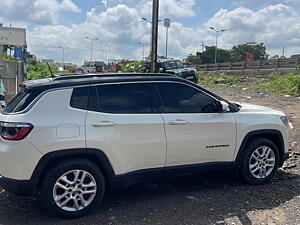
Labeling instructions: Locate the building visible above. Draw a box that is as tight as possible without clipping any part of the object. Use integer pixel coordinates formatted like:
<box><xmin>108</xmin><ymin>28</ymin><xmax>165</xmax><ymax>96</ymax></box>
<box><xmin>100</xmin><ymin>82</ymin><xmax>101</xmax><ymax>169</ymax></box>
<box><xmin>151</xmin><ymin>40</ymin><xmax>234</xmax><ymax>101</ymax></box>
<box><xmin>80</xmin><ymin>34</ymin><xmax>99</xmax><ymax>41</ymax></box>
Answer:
<box><xmin>0</xmin><ymin>24</ymin><xmax>26</xmax><ymax>101</ymax></box>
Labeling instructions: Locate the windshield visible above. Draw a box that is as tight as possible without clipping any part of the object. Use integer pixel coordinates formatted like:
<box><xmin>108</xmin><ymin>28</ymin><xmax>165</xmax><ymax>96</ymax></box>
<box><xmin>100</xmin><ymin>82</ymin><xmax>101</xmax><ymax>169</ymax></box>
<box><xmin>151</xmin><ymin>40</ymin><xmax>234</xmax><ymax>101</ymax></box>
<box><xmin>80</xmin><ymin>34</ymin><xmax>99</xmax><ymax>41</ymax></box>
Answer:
<box><xmin>175</xmin><ymin>60</ymin><xmax>184</xmax><ymax>68</ymax></box>
<box><xmin>164</xmin><ymin>61</ymin><xmax>178</xmax><ymax>70</ymax></box>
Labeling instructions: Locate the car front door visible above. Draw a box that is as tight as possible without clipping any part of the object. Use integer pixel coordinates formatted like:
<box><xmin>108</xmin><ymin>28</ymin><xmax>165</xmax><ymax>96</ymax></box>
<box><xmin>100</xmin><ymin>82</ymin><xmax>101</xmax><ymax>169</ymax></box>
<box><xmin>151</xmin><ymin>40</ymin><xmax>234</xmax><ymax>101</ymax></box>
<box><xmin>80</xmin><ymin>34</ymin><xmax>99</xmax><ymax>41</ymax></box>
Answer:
<box><xmin>85</xmin><ymin>83</ymin><xmax>166</xmax><ymax>175</ymax></box>
<box><xmin>155</xmin><ymin>82</ymin><xmax>236</xmax><ymax>167</ymax></box>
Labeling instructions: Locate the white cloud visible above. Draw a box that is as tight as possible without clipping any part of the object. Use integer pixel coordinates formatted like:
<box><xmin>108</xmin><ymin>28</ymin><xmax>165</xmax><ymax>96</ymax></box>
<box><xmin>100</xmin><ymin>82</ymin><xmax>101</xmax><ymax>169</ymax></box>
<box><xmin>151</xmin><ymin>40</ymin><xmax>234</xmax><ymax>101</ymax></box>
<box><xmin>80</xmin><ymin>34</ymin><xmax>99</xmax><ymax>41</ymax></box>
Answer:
<box><xmin>7</xmin><ymin>2</ymin><xmax>300</xmax><ymax>64</ymax></box>
<box><xmin>205</xmin><ymin>3</ymin><xmax>300</xmax><ymax>56</ymax></box>
<box><xmin>101</xmin><ymin>0</ymin><xmax>197</xmax><ymax>18</ymax></box>
<box><xmin>0</xmin><ymin>0</ymin><xmax>81</xmax><ymax>25</ymax></box>
<box><xmin>140</xmin><ymin>0</ymin><xmax>196</xmax><ymax>18</ymax></box>
<box><xmin>28</xmin><ymin>4</ymin><xmax>149</xmax><ymax>62</ymax></box>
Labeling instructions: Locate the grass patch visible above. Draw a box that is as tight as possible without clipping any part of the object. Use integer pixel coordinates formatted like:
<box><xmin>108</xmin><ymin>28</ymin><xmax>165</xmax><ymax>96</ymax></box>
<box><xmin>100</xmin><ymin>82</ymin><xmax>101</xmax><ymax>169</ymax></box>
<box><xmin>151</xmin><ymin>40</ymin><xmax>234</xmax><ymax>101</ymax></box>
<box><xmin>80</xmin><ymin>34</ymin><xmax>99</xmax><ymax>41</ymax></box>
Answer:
<box><xmin>255</xmin><ymin>73</ymin><xmax>300</xmax><ymax>96</ymax></box>
<box><xmin>198</xmin><ymin>74</ymin><xmax>249</xmax><ymax>87</ymax></box>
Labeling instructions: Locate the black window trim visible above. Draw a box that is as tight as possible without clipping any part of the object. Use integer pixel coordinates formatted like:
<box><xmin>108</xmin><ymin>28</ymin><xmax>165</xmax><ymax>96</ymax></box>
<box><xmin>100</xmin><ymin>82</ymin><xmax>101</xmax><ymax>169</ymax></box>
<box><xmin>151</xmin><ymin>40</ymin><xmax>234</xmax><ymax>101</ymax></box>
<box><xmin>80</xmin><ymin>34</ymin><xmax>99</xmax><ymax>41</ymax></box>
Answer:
<box><xmin>90</xmin><ymin>82</ymin><xmax>160</xmax><ymax>114</ymax></box>
<box><xmin>154</xmin><ymin>82</ymin><xmax>221</xmax><ymax>114</ymax></box>
<box><xmin>89</xmin><ymin>81</ymin><xmax>223</xmax><ymax>114</ymax></box>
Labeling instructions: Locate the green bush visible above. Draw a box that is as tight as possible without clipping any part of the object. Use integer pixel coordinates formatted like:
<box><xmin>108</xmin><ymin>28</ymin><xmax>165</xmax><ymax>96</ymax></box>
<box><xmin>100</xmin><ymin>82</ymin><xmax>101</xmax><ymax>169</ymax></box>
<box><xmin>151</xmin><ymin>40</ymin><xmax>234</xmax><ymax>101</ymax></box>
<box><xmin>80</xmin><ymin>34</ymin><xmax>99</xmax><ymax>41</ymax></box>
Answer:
<box><xmin>255</xmin><ymin>73</ymin><xmax>300</xmax><ymax>96</ymax></box>
<box><xmin>120</xmin><ymin>61</ymin><xmax>146</xmax><ymax>73</ymax></box>
<box><xmin>27</xmin><ymin>59</ymin><xmax>58</xmax><ymax>80</ymax></box>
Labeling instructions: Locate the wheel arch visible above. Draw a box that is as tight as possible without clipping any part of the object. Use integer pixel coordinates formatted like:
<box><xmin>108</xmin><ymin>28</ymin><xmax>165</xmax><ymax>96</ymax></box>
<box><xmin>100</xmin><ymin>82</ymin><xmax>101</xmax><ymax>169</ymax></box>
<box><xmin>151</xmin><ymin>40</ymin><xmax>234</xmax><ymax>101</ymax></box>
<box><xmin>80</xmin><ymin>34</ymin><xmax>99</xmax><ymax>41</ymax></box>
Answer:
<box><xmin>235</xmin><ymin>129</ymin><xmax>285</xmax><ymax>169</ymax></box>
<box><xmin>30</xmin><ymin>148</ymin><xmax>115</xmax><ymax>195</ymax></box>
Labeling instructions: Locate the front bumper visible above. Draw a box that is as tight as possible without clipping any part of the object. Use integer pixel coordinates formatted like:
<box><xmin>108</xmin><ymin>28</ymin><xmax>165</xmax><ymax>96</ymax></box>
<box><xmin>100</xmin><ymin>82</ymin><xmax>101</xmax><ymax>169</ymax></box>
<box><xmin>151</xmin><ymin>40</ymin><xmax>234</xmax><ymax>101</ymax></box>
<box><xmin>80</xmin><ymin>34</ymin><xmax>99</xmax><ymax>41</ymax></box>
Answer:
<box><xmin>0</xmin><ymin>175</ymin><xmax>34</xmax><ymax>196</ymax></box>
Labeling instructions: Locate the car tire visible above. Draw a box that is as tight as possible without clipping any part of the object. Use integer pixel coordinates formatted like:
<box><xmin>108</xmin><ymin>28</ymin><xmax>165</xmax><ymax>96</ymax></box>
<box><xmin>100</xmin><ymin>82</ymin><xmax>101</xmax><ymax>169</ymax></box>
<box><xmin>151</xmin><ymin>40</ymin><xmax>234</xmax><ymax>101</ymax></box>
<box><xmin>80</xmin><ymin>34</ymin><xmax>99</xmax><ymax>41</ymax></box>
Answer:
<box><xmin>41</xmin><ymin>159</ymin><xmax>105</xmax><ymax>218</ymax></box>
<box><xmin>241</xmin><ymin>138</ymin><xmax>279</xmax><ymax>185</ymax></box>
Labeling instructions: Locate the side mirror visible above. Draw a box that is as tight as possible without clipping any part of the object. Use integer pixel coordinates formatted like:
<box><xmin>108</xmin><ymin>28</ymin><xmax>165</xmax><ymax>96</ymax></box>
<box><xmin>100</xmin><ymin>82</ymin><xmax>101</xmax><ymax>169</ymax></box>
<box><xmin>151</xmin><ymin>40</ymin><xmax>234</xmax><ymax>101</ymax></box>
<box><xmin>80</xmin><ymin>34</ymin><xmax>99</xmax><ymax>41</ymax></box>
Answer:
<box><xmin>219</xmin><ymin>101</ymin><xmax>230</xmax><ymax>112</ymax></box>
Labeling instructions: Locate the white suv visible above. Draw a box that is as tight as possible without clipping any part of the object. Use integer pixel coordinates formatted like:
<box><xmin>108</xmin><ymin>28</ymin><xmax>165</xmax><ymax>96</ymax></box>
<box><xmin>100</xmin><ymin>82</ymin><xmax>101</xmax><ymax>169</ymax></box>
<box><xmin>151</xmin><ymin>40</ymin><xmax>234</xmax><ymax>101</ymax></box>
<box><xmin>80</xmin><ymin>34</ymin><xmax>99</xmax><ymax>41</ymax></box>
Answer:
<box><xmin>0</xmin><ymin>74</ymin><xmax>289</xmax><ymax>218</ymax></box>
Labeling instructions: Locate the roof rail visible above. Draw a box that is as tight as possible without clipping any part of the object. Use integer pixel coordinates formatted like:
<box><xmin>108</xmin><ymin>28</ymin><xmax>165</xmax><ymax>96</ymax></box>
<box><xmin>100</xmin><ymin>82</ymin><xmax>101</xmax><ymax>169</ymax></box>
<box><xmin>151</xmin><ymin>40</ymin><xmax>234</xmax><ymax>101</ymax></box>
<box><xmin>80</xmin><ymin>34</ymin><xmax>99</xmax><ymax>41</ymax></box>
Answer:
<box><xmin>52</xmin><ymin>73</ymin><xmax>173</xmax><ymax>81</ymax></box>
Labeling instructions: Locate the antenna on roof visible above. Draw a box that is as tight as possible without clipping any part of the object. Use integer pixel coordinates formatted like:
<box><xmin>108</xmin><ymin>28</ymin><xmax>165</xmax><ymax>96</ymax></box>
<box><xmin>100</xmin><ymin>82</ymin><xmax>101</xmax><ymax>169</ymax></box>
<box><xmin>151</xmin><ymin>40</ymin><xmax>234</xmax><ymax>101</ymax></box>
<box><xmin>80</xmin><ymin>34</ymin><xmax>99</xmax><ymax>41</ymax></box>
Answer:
<box><xmin>46</xmin><ymin>61</ymin><xmax>54</xmax><ymax>78</ymax></box>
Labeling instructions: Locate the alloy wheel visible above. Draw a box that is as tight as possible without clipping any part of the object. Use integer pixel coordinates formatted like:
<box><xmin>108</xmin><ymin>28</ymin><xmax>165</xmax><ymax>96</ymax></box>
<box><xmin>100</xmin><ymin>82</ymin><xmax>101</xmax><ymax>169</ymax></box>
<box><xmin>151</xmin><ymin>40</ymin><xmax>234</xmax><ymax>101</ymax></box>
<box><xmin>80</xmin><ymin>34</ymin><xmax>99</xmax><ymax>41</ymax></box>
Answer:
<box><xmin>249</xmin><ymin>146</ymin><xmax>276</xmax><ymax>179</ymax></box>
<box><xmin>53</xmin><ymin>170</ymin><xmax>97</xmax><ymax>212</ymax></box>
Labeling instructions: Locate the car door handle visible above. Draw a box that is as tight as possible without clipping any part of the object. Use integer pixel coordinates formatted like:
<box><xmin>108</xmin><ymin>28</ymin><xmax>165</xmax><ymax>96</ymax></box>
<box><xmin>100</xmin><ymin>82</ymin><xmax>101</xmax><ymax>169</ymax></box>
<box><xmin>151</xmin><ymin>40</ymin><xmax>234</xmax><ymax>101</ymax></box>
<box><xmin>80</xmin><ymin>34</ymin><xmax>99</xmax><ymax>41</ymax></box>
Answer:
<box><xmin>169</xmin><ymin>120</ymin><xmax>188</xmax><ymax>125</ymax></box>
<box><xmin>92</xmin><ymin>121</ymin><xmax>116</xmax><ymax>127</ymax></box>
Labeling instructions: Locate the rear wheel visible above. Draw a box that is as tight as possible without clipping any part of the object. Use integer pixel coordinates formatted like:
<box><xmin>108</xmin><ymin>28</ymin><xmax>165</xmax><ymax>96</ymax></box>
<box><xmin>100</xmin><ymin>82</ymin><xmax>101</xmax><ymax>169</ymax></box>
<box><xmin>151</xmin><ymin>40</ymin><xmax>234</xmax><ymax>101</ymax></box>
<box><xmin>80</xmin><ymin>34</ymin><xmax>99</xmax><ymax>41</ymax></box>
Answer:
<box><xmin>241</xmin><ymin>138</ymin><xmax>279</xmax><ymax>185</ymax></box>
<box><xmin>42</xmin><ymin>159</ymin><xmax>105</xmax><ymax>218</ymax></box>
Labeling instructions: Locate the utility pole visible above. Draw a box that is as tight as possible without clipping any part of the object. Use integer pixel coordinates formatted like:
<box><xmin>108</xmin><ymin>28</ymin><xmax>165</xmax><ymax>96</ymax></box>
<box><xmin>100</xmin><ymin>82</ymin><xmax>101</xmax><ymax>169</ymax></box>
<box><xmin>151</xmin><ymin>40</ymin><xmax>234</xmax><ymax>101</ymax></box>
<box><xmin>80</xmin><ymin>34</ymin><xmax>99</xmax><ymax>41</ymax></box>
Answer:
<box><xmin>0</xmin><ymin>24</ymin><xmax>3</xmax><ymax>63</ymax></box>
<box><xmin>150</xmin><ymin>0</ymin><xmax>159</xmax><ymax>73</ymax></box>
<box><xmin>209</xmin><ymin>27</ymin><xmax>226</xmax><ymax>64</ymax></box>
<box><xmin>85</xmin><ymin>37</ymin><xmax>99</xmax><ymax>61</ymax></box>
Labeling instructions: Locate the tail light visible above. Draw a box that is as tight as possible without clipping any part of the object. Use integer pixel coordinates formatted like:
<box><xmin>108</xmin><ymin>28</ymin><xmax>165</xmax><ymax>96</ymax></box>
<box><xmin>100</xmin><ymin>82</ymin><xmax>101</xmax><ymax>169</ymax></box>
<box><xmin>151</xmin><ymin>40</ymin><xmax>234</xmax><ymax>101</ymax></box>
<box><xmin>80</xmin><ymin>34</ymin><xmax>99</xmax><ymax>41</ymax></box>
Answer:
<box><xmin>0</xmin><ymin>122</ymin><xmax>33</xmax><ymax>140</ymax></box>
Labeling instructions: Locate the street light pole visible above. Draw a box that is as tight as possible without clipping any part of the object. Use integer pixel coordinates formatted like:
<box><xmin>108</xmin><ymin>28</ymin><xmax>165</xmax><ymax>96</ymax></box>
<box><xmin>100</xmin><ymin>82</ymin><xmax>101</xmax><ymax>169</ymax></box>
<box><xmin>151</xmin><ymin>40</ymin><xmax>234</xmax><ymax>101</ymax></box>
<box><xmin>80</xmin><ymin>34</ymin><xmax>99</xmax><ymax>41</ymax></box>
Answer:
<box><xmin>138</xmin><ymin>42</ymin><xmax>149</xmax><ymax>60</ymax></box>
<box><xmin>85</xmin><ymin>37</ymin><xmax>99</xmax><ymax>61</ymax></box>
<box><xmin>102</xmin><ymin>50</ymin><xmax>111</xmax><ymax>65</ymax></box>
<box><xmin>58</xmin><ymin>46</ymin><xmax>68</xmax><ymax>64</ymax></box>
<box><xmin>209</xmin><ymin>27</ymin><xmax>226</xmax><ymax>64</ymax></box>
<box><xmin>165</xmin><ymin>26</ymin><xmax>169</xmax><ymax>59</ymax></box>
<box><xmin>141</xmin><ymin>17</ymin><xmax>161</xmax><ymax>62</ymax></box>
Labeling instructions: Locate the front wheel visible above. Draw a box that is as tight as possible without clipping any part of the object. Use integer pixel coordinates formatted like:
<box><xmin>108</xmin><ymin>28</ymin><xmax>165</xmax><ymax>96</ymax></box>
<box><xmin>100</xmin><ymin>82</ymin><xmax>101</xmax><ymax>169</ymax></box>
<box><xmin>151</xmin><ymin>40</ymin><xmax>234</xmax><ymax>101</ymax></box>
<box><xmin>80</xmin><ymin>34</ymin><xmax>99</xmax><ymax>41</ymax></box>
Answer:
<box><xmin>241</xmin><ymin>138</ymin><xmax>279</xmax><ymax>185</ymax></box>
<box><xmin>42</xmin><ymin>159</ymin><xmax>105</xmax><ymax>218</ymax></box>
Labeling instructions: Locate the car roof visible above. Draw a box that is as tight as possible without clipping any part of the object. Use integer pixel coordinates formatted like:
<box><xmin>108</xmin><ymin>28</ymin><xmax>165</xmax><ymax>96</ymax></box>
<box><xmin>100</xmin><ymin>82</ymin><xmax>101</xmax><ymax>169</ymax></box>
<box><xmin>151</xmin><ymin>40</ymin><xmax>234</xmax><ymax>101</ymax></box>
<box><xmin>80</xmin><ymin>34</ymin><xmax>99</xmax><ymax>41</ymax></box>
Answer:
<box><xmin>20</xmin><ymin>73</ymin><xmax>193</xmax><ymax>92</ymax></box>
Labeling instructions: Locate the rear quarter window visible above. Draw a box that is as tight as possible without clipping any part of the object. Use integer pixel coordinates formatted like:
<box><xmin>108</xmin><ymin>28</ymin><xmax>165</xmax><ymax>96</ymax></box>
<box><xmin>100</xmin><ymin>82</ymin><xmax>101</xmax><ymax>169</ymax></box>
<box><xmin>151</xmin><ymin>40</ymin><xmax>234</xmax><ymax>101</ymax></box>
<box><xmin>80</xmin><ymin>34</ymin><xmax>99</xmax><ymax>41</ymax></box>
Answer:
<box><xmin>2</xmin><ymin>89</ymin><xmax>40</xmax><ymax>114</ymax></box>
<box><xmin>70</xmin><ymin>87</ymin><xmax>89</xmax><ymax>110</ymax></box>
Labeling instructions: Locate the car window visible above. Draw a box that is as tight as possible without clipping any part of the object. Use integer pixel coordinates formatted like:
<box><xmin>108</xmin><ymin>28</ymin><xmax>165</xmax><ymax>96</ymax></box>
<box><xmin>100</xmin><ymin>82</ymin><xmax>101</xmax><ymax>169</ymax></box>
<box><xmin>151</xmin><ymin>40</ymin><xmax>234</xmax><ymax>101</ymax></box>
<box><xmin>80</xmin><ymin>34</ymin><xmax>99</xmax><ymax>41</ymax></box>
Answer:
<box><xmin>70</xmin><ymin>87</ymin><xmax>89</xmax><ymax>110</ymax></box>
<box><xmin>2</xmin><ymin>88</ymin><xmax>40</xmax><ymax>113</ymax></box>
<box><xmin>156</xmin><ymin>83</ymin><xmax>219</xmax><ymax>113</ymax></box>
<box><xmin>96</xmin><ymin>83</ymin><xmax>157</xmax><ymax>114</ymax></box>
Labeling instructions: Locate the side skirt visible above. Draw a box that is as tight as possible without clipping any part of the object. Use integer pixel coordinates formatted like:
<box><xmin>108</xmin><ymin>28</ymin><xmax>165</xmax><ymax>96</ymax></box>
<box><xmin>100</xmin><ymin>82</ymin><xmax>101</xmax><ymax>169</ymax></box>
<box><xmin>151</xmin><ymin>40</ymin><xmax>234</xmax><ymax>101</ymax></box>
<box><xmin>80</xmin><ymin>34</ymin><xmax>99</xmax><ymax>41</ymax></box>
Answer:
<box><xmin>110</xmin><ymin>162</ymin><xmax>236</xmax><ymax>187</ymax></box>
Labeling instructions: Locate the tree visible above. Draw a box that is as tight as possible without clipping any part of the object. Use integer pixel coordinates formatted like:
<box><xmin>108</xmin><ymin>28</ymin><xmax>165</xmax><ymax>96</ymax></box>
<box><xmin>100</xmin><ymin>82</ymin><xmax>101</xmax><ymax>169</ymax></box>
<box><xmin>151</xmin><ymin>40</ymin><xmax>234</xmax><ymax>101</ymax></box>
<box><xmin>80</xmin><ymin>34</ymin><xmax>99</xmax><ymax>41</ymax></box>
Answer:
<box><xmin>186</xmin><ymin>54</ymin><xmax>202</xmax><ymax>65</ymax></box>
<box><xmin>27</xmin><ymin>59</ymin><xmax>58</xmax><ymax>80</ymax></box>
<box><xmin>231</xmin><ymin>43</ymin><xmax>267</xmax><ymax>61</ymax></box>
<box><xmin>199</xmin><ymin>46</ymin><xmax>231</xmax><ymax>64</ymax></box>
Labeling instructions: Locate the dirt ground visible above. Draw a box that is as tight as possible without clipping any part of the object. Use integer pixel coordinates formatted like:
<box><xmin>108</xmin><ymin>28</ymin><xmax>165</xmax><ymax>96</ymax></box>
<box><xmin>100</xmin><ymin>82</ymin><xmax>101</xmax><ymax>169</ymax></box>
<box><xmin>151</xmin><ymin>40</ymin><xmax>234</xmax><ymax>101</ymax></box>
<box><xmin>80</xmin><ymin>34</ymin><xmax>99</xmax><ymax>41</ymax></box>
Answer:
<box><xmin>0</xmin><ymin>86</ymin><xmax>299</xmax><ymax>225</ymax></box>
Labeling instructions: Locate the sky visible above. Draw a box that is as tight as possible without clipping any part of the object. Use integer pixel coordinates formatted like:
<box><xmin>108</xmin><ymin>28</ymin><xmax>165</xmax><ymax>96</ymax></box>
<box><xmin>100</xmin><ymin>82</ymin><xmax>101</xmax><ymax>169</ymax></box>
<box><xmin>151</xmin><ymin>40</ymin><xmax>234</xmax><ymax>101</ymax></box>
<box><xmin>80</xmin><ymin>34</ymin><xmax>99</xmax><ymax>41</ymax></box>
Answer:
<box><xmin>0</xmin><ymin>0</ymin><xmax>300</xmax><ymax>65</ymax></box>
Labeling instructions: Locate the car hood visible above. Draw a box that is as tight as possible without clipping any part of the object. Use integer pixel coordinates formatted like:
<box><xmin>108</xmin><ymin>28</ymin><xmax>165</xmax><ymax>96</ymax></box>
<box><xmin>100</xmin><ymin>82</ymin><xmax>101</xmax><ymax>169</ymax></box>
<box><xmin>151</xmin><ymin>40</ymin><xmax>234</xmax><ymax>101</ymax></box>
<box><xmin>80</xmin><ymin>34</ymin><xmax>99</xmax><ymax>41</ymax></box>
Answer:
<box><xmin>238</xmin><ymin>103</ymin><xmax>285</xmax><ymax>115</ymax></box>
<box><xmin>166</xmin><ymin>68</ymin><xmax>184</xmax><ymax>73</ymax></box>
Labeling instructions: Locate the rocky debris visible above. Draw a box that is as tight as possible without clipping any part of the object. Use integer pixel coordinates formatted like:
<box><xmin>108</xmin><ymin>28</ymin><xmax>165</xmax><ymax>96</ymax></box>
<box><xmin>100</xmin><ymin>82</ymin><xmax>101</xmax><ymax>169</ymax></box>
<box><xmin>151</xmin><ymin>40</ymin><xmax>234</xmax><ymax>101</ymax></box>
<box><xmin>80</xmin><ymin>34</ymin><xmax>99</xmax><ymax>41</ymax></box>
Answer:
<box><xmin>259</xmin><ymin>92</ymin><xmax>269</xmax><ymax>97</ymax></box>
<box><xmin>282</xmin><ymin>162</ymin><xmax>297</xmax><ymax>169</ymax></box>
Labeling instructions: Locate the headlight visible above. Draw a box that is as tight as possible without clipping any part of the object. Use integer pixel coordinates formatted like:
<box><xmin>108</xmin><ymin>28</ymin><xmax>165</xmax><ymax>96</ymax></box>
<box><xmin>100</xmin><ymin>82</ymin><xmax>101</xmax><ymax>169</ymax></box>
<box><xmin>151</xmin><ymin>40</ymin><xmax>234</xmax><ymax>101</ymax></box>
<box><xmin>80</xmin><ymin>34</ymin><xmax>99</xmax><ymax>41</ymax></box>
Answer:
<box><xmin>280</xmin><ymin>116</ymin><xmax>289</xmax><ymax>127</ymax></box>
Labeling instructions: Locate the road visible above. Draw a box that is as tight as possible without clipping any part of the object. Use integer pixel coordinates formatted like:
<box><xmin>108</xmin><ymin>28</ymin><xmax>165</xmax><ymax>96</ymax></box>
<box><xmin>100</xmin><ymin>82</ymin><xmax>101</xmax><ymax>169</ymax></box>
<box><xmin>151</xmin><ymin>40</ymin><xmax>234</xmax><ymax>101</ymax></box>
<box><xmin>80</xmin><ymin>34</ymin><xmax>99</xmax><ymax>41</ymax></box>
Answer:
<box><xmin>0</xmin><ymin>86</ymin><xmax>299</xmax><ymax>225</ymax></box>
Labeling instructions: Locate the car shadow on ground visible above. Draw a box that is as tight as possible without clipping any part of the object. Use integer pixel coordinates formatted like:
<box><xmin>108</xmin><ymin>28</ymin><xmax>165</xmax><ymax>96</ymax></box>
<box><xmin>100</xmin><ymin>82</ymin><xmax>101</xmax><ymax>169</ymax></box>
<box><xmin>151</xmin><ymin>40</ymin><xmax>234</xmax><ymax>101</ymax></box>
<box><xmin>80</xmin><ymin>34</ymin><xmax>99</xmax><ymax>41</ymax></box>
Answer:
<box><xmin>0</xmin><ymin>170</ymin><xmax>299</xmax><ymax>225</ymax></box>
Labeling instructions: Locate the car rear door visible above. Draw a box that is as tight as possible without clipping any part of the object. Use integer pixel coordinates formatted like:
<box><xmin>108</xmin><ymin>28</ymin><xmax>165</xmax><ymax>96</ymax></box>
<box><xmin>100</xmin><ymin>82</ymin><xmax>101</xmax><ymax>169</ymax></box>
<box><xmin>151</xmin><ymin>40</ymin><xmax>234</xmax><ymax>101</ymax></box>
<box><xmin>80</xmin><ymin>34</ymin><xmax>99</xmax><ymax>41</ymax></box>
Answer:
<box><xmin>85</xmin><ymin>82</ymin><xmax>166</xmax><ymax>175</ymax></box>
<box><xmin>155</xmin><ymin>82</ymin><xmax>236</xmax><ymax>167</ymax></box>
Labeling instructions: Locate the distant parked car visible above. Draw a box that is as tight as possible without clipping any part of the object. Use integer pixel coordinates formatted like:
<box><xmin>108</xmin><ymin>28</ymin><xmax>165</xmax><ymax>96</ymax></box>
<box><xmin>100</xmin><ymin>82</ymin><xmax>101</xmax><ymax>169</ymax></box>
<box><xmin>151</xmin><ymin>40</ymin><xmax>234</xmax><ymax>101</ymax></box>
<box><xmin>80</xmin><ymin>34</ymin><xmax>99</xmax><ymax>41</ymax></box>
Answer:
<box><xmin>82</xmin><ymin>61</ymin><xmax>104</xmax><ymax>73</ymax></box>
<box><xmin>145</xmin><ymin>60</ymin><xmax>198</xmax><ymax>83</ymax></box>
